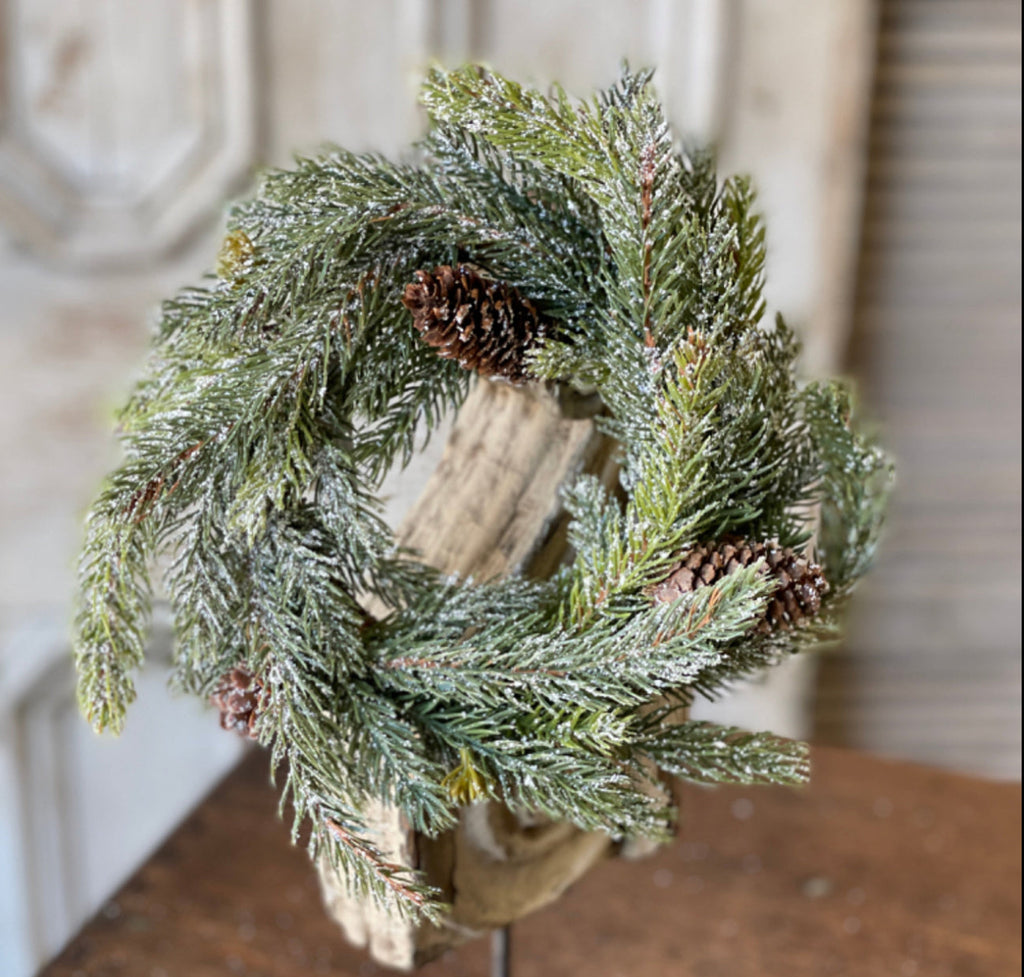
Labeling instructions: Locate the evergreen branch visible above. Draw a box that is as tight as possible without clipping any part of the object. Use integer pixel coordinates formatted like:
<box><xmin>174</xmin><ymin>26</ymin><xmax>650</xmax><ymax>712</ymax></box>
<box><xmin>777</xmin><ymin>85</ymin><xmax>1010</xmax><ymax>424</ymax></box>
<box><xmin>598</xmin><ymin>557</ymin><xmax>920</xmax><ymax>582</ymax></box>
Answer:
<box><xmin>806</xmin><ymin>381</ymin><xmax>893</xmax><ymax>595</ymax></box>
<box><xmin>638</xmin><ymin>720</ymin><xmax>810</xmax><ymax>786</ymax></box>
<box><xmin>376</xmin><ymin>567</ymin><xmax>774</xmax><ymax>717</ymax></box>
<box><xmin>252</xmin><ymin>606</ymin><xmax>445</xmax><ymax>920</ymax></box>
<box><xmin>163</xmin><ymin>509</ymin><xmax>250</xmax><ymax>696</ymax></box>
<box><xmin>415</xmin><ymin>705</ymin><xmax>669</xmax><ymax>839</ymax></box>
<box><xmin>324</xmin><ymin>819</ymin><xmax>439</xmax><ymax>915</ymax></box>
<box><xmin>71</xmin><ymin>62</ymin><xmax>890</xmax><ymax>920</ymax></box>
<box><xmin>74</xmin><ymin>505</ymin><xmax>154</xmax><ymax>733</ymax></box>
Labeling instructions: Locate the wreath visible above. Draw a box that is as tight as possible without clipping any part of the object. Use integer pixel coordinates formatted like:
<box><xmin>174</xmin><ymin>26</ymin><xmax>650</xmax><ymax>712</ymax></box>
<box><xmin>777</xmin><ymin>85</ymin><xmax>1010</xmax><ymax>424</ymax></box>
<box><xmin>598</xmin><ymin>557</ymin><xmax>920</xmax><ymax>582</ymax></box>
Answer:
<box><xmin>73</xmin><ymin>65</ymin><xmax>891</xmax><ymax>916</ymax></box>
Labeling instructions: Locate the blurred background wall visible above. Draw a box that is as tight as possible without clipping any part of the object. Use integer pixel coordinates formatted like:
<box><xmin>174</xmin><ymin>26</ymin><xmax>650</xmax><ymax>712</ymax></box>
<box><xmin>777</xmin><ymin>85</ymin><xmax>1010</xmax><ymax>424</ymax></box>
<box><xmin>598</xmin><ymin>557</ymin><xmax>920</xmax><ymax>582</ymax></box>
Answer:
<box><xmin>0</xmin><ymin>2</ymin><xmax>1018</xmax><ymax>974</ymax></box>
<box><xmin>814</xmin><ymin>0</ymin><xmax>1022</xmax><ymax>779</ymax></box>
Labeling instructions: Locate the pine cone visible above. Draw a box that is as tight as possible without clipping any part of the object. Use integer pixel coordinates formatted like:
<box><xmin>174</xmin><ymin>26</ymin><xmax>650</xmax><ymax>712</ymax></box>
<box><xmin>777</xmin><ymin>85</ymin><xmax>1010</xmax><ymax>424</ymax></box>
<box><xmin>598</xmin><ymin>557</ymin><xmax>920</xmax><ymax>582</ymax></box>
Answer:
<box><xmin>401</xmin><ymin>265</ymin><xmax>551</xmax><ymax>383</ymax></box>
<box><xmin>648</xmin><ymin>538</ymin><xmax>828</xmax><ymax>634</ymax></box>
<box><xmin>210</xmin><ymin>667</ymin><xmax>263</xmax><ymax>738</ymax></box>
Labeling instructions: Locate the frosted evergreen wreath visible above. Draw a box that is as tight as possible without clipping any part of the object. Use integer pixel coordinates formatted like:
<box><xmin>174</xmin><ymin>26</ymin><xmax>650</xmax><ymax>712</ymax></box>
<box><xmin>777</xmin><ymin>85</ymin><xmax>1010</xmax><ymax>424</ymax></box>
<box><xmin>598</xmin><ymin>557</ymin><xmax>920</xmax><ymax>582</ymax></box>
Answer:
<box><xmin>73</xmin><ymin>65</ymin><xmax>891</xmax><ymax>918</ymax></box>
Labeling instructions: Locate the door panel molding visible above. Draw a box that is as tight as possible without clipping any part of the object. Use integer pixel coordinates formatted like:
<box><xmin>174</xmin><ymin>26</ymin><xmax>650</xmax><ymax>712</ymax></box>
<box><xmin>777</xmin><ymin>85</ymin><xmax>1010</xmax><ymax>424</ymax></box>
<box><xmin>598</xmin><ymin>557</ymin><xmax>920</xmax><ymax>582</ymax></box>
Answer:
<box><xmin>0</xmin><ymin>0</ymin><xmax>256</xmax><ymax>266</ymax></box>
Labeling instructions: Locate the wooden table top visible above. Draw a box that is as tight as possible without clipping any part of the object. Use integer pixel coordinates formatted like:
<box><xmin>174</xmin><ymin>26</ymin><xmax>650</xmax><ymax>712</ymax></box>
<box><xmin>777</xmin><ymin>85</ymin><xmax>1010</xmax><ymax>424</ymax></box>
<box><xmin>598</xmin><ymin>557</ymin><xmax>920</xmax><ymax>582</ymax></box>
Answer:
<box><xmin>41</xmin><ymin>747</ymin><xmax>1021</xmax><ymax>977</ymax></box>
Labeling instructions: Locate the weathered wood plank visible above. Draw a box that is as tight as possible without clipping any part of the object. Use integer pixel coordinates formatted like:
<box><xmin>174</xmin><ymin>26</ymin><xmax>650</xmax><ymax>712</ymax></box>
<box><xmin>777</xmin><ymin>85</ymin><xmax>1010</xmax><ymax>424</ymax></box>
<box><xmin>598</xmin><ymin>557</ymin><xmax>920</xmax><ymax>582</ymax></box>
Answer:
<box><xmin>38</xmin><ymin>747</ymin><xmax>1023</xmax><ymax>977</ymax></box>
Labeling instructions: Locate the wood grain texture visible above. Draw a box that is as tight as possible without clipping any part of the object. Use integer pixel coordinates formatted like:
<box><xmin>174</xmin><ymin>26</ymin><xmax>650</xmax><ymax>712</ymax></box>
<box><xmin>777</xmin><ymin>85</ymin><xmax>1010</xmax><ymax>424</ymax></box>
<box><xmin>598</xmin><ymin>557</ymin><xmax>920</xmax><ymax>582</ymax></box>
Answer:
<box><xmin>393</xmin><ymin>380</ymin><xmax>613</xmax><ymax>581</ymax></box>
<box><xmin>716</xmin><ymin>0</ymin><xmax>878</xmax><ymax>377</ymax></box>
<box><xmin>39</xmin><ymin>747</ymin><xmax>1021</xmax><ymax>977</ymax></box>
<box><xmin>814</xmin><ymin>0</ymin><xmax>1022</xmax><ymax>780</ymax></box>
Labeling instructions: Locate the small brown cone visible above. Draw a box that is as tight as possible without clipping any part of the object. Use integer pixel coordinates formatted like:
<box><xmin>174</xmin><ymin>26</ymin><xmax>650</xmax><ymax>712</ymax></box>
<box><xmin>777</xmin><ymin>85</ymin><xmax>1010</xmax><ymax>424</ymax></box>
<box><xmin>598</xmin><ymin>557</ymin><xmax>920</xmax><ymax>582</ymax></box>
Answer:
<box><xmin>648</xmin><ymin>538</ymin><xmax>828</xmax><ymax>634</ymax></box>
<box><xmin>401</xmin><ymin>264</ymin><xmax>551</xmax><ymax>383</ymax></box>
<box><xmin>210</xmin><ymin>667</ymin><xmax>263</xmax><ymax>738</ymax></box>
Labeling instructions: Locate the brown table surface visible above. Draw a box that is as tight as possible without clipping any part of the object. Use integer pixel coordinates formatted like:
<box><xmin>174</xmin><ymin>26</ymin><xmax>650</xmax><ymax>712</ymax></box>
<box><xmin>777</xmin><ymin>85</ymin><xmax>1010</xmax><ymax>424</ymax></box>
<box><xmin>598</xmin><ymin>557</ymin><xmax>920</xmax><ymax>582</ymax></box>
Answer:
<box><xmin>41</xmin><ymin>747</ymin><xmax>1020</xmax><ymax>977</ymax></box>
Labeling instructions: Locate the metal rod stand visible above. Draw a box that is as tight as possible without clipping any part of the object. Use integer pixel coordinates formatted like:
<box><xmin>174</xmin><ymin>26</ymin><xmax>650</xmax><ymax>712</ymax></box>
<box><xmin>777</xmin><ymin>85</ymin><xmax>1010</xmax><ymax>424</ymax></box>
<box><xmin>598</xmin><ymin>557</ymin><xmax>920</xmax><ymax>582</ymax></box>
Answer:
<box><xmin>490</xmin><ymin>924</ymin><xmax>511</xmax><ymax>977</ymax></box>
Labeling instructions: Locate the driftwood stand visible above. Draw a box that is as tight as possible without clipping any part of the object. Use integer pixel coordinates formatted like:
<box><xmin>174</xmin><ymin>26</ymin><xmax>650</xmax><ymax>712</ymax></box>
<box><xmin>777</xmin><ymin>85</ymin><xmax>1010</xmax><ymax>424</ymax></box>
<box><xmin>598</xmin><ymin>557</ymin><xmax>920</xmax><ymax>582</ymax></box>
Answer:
<box><xmin>318</xmin><ymin>379</ymin><xmax>637</xmax><ymax>969</ymax></box>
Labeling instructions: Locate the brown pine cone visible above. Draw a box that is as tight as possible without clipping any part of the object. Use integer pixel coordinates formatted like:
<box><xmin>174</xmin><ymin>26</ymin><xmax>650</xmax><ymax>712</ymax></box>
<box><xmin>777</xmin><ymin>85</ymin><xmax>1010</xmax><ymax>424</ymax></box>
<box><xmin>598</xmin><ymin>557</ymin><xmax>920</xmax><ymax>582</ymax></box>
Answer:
<box><xmin>401</xmin><ymin>264</ymin><xmax>551</xmax><ymax>383</ymax></box>
<box><xmin>210</xmin><ymin>667</ymin><xmax>263</xmax><ymax>738</ymax></box>
<box><xmin>648</xmin><ymin>537</ymin><xmax>828</xmax><ymax>634</ymax></box>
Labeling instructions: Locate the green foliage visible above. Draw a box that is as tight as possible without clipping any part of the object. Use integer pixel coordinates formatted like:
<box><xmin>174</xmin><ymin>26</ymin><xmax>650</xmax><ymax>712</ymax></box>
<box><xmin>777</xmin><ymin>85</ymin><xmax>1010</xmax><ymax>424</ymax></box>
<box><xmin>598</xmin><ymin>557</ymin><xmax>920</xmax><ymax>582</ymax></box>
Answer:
<box><xmin>72</xmin><ymin>64</ymin><xmax>889</xmax><ymax>918</ymax></box>
<box><xmin>637</xmin><ymin>719</ymin><xmax>810</xmax><ymax>786</ymax></box>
